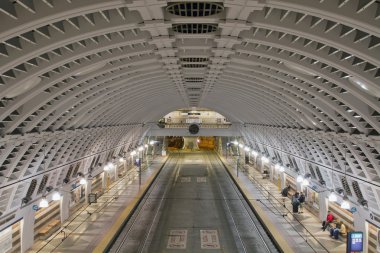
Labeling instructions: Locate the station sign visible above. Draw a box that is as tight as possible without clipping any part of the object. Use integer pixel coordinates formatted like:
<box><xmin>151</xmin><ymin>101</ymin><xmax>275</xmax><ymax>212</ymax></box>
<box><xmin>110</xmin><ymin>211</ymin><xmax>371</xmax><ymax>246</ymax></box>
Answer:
<box><xmin>32</xmin><ymin>204</ymin><xmax>39</xmax><ymax>211</ymax></box>
<box><xmin>347</xmin><ymin>231</ymin><xmax>363</xmax><ymax>252</ymax></box>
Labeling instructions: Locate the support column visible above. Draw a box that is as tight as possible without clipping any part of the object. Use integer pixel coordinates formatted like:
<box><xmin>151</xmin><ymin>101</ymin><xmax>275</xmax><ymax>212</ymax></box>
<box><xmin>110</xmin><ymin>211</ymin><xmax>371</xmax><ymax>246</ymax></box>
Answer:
<box><xmin>353</xmin><ymin>207</ymin><xmax>369</xmax><ymax>252</ymax></box>
<box><xmin>280</xmin><ymin>171</ymin><xmax>286</xmax><ymax>190</ymax></box>
<box><xmin>296</xmin><ymin>180</ymin><xmax>302</xmax><ymax>193</ymax></box>
<box><xmin>259</xmin><ymin>159</ymin><xmax>264</xmax><ymax>174</ymax></box>
<box><xmin>269</xmin><ymin>165</ymin><xmax>274</xmax><ymax>181</ymax></box>
<box><xmin>60</xmin><ymin>186</ymin><xmax>70</xmax><ymax>223</ymax></box>
<box><xmin>114</xmin><ymin>164</ymin><xmax>119</xmax><ymax>180</ymax></box>
<box><xmin>102</xmin><ymin>171</ymin><xmax>107</xmax><ymax>191</ymax></box>
<box><xmin>318</xmin><ymin>191</ymin><xmax>329</xmax><ymax>222</ymax></box>
<box><xmin>20</xmin><ymin>206</ymin><xmax>35</xmax><ymax>253</ymax></box>
<box><xmin>85</xmin><ymin>176</ymin><xmax>92</xmax><ymax>204</ymax></box>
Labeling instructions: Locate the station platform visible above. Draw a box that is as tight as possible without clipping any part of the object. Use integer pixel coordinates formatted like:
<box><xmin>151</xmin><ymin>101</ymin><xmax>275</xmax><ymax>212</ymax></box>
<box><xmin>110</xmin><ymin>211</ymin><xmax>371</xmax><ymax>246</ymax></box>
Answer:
<box><xmin>222</xmin><ymin>155</ymin><xmax>347</xmax><ymax>253</ymax></box>
<box><xmin>29</xmin><ymin>157</ymin><xmax>167</xmax><ymax>253</ymax></box>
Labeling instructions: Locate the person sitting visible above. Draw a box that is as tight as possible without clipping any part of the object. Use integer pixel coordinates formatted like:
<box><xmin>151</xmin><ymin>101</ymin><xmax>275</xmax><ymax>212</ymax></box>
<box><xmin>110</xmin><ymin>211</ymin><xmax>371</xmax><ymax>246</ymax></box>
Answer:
<box><xmin>339</xmin><ymin>222</ymin><xmax>347</xmax><ymax>236</ymax></box>
<box><xmin>322</xmin><ymin>211</ymin><xmax>334</xmax><ymax>231</ymax></box>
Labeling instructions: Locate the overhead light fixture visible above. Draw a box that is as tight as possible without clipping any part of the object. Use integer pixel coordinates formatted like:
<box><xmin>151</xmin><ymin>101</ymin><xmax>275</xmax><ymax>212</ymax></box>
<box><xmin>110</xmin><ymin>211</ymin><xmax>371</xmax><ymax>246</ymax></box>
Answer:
<box><xmin>74</xmin><ymin>62</ymin><xmax>107</xmax><ymax>76</ymax></box>
<box><xmin>296</xmin><ymin>175</ymin><xmax>304</xmax><ymax>183</ymax></box>
<box><xmin>283</xmin><ymin>62</ymin><xmax>316</xmax><ymax>76</ymax></box>
<box><xmin>328</xmin><ymin>191</ymin><xmax>337</xmax><ymax>202</ymax></box>
<box><xmin>52</xmin><ymin>191</ymin><xmax>61</xmax><ymax>201</ymax></box>
<box><xmin>5</xmin><ymin>76</ymin><xmax>42</xmax><ymax>98</ymax></box>
<box><xmin>341</xmin><ymin>196</ymin><xmax>350</xmax><ymax>209</ymax></box>
<box><xmin>348</xmin><ymin>76</ymin><xmax>380</xmax><ymax>97</ymax></box>
<box><xmin>39</xmin><ymin>197</ymin><xmax>49</xmax><ymax>208</ymax></box>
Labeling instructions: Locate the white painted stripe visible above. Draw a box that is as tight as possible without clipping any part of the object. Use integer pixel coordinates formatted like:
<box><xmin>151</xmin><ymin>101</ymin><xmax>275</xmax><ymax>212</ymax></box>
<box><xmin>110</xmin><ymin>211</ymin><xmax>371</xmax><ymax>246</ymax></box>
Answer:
<box><xmin>197</xmin><ymin>177</ymin><xmax>207</xmax><ymax>183</ymax></box>
<box><xmin>200</xmin><ymin>230</ymin><xmax>220</xmax><ymax>249</ymax></box>
<box><xmin>181</xmin><ymin>177</ymin><xmax>191</xmax><ymax>182</ymax></box>
<box><xmin>167</xmin><ymin>230</ymin><xmax>187</xmax><ymax>249</ymax></box>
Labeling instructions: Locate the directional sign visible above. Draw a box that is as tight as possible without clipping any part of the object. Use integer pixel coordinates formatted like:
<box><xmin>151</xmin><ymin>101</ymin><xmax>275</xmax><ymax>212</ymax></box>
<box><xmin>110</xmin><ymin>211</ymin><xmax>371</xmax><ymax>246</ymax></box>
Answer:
<box><xmin>351</xmin><ymin>207</ymin><xmax>357</xmax><ymax>213</ymax></box>
<box><xmin>32</xmin><ymin>205</ymin><xmax>39</xmax><ymax>211</ymax></box>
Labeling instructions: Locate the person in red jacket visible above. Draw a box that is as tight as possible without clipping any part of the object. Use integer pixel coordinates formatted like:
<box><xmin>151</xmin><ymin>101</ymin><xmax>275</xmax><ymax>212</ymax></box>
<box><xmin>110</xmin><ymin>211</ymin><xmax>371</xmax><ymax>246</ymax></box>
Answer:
<box><xmin>322</xmin><ymin>211</ymin><xmax>334</xmax><ymax>231</ymax></box>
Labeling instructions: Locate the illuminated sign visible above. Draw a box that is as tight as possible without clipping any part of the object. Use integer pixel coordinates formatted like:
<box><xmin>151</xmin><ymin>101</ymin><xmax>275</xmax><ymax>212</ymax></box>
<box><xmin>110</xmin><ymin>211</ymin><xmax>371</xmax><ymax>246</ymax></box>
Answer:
<box><xmin>347</xmin><ymin>231</ymin><xmax>363</xmax><ymax>252</ymax></box>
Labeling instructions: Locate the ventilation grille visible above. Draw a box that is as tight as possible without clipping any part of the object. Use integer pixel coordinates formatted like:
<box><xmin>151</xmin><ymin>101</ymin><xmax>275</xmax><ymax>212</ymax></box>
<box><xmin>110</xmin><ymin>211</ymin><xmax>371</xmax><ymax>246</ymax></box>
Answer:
<box><xmin>167</xmin><ymin>2</ymin><xmax>224</xmax><ymax>17</ymax></box>
<box><xmin>173</xmin><ymin>24</ymin><xmax>217</xmax><ymax>34</ymax></box>
<box><xmin>181</xmin><ymin>57</ymin><xmax>208</xmax><ymax>63</ymax></box>
<box><xmin>187</xmin><ymin>87</ymin><xmax>202</xmax><ymax>91</ymax></box>
<box><xmin>352</xmin><ymin>180</ymin><xmax>364</xmax><ymax>199</ymax></box>
<box><xmin>182</xmin><ymin>64</ymin><xmax>206</xmax><ymax>68</ymax></box>
<box><xmin>341</xmin><ymin>177</ymin><xmax>352</xmax><ymax>196</ymax></box>
<box><xmin>26</xmin><ymin>179</ymin><xmax>37</xmax><ymax>197</ymax></box>
<box><xmin>37</xmin><ymin>175</ymin><xmax>49</xmax><ymax>194</ymax></box>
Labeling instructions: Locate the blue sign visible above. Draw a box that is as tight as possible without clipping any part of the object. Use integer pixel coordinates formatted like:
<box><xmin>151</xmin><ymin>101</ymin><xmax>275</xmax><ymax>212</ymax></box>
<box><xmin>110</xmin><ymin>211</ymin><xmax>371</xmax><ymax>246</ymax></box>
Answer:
<box><xmin>350</xmin><ymin>207</ymin><xmax>357</xmax><ymax>213</ymax></box>
<box><xmin>32</xmin><ymin>204</ymin><xmax>39</xmax><ymax>211</ymax></box>
<box><xmin>347</xmin><ymin>232</ymin><xmax>363</xmax><ymax>252</ymax></box>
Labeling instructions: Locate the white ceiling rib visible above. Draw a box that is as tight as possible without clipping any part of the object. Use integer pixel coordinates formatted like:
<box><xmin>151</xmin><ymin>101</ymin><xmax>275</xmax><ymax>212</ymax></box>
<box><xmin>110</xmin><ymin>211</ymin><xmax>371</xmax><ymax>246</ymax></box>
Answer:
<box><xmin>0</xmin><ymin>0</ymin><xmax>378</xmax><ymax>226</ymax></box>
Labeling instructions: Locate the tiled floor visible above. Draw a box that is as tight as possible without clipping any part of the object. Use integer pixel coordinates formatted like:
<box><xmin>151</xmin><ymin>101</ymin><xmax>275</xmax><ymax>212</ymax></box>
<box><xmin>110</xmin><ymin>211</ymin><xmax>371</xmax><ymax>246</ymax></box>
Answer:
<box><xmin>223</xmin><ymin>156</ymin><xmax>346</xmax><ymax>253</ymax></box>
<box><xmin>29</xmin><ymin>157</ymin><xmax>167</xmax><ymax>253</ymax></box>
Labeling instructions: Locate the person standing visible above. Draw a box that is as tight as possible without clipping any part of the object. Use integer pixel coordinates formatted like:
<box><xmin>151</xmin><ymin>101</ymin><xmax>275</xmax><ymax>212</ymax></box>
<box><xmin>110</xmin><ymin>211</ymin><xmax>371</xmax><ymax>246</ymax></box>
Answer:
<box><xmin>298</xmin><ymin>192</ymin><xmax>305</xmax><ymax>213</ymax></box>
<box><xmin>292</xmin><ymin>192</ymin><xmax>300</xmax><ymax>213</ymax></box>
<box><xmin>281</xmin><ymin>185</ymin><xmax>291</xmax><ymax>197</ymax></box>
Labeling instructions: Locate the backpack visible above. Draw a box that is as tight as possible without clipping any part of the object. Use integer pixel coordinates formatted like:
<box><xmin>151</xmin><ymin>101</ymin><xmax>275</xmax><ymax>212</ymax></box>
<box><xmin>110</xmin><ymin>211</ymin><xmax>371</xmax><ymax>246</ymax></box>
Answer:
<box><xmin>299</xmin><ymin>195</ymin><xmax>305</xmax><ymax>203</ymax></box>
<box><xmin>281</xmin><ymin>188</ymin><xmax>288</xmax><ymax>197</ymax></box>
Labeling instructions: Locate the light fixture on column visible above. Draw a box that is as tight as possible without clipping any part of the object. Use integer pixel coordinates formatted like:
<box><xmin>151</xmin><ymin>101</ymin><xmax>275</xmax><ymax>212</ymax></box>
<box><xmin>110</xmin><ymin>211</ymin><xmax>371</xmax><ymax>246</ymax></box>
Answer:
<box><xmin>52</xmin><ymin>191</ymin><xmax>61</xmax><ymax>201</ymax></box>
<box><xmin>296</xmin><ymin>174</ymin><xmax>304</xmax><ymax>183</ymax></box>
<box><xmin>149</xmin><ymin>140</ymin><xmax>156</xmax><ymax>145</ymax></box>
<box><xmin>119</xmin><ymin>157</ymin><xmax>125</xmax><ymax>163</ymax></box>
<box><xmin>39</xmin><ymin>197</ymin><xmax>49</xmax><ymax>208</ymax></box>
<box><xmin>279</xmin><ymin>166</ymin><xmax>285</xmax><ymax>172</ymax></box>
<box><xmin>261</xmin><ymin>156</ymin><xmax>269</xmax><ymax>163</ymax></box>
<box><xmin>130</xmin><ymin>151</ymin><xmax>136</xmax><ymax>156</ymax></box>
<box><xmin>275</xmin><ymin>164</ymin><xmax>281</xmax><ymax>170</ymax></box>
<box><xmin>244</xmin><ymin>147</ymin><xmax>250</xmax><ymax>152</ymax></box>
<box><xmin>107</xmin><ymin>162</ymin><xmax>114</xmax><ymax>169</ymax></box>
<box><xmin>328</xmin><ymin>191</ymin><xmax>337</xmax><ymax>202</ymax></box>
<box><xmin>233</xmin><ymin>140</ymin><xmax>238</xmax><ymax>145</ymax></box>
<box><xmin>251</xmin><ymin>151</ymin><xmax>258</xmax><ymax>156</ymax></box>
<box><xmin>138</xmin><ymin>146</ymin><xmax>144</xmax><ymax>151</ymax></box>
<box><xmin>79</xmin><ymin>177</ymin><xmax>87</xmax><ymax>185</ymax></box>
<box><xmin>104</xmin><ymin>164</ymin><xmax>110</xmax><ymax>171</ymax></box>
<box><xmin>302</xmin><ymin>178</ymin><xmax>309</xmax><ymax>186</ymax></box>
<box><xmin>238</xmin><ymin>143</ymin><xmax>243</xmax><ymax>148</ymax></box>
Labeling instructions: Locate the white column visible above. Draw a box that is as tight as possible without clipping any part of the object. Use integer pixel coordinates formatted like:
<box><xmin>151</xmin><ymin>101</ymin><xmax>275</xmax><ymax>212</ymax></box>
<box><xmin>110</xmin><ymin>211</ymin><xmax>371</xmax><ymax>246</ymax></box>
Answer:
<box><xmin>60</xmin><ymin>186</ymin><xmax>70</xmax><ymax>223</ymax></box>
<box><xmin>20</xmin><ymin>206</ymin><xmax>35</xmax><ymax>253</ymax></box>
<box><xmin>114</xmin><ymin>165</ymin><xmax>119</xmax><ymax>180</ymax></box>
<box><xmin>269</xmin><ymin>165</ymin><xmax>274</xmax><ymax>181</ymax></box>
<box><xmin>318</xmin><ymin>191</ymin><xmax>329</xmax><ymax>222</ymax></box>
<box><xmin>102</xmin><ymin>171</ymin><xmax>107</xmax><ymax>191</ymax></box>
<box><xmin>259</xmin><ymin>159</ymin><xmax>264</xmax><ymax>174</ymax></box>
<box><xmin>280</xmin><ymin>171</ymin><xmax>286</xmax><ymax>189</ymax></box>
<box><xmin>296</xmin><ymin>180</ymin><xmax>302</xmax><ymax>192</ymax></box>
<box><xmin>353</xmin><ymin>207</ymin><xmax>369</xmax><ymax>252</ymax></box>
<box><xmin>85</xmin><ymin>177</ymin><xmax>92</xmax><ymax>204</ymax></box>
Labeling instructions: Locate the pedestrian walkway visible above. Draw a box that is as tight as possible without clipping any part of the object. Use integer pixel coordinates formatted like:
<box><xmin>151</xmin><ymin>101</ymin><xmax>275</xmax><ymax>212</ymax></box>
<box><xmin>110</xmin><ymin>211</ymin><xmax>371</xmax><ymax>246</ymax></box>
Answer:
<box><xmin>29</xmin><ymin>157</ymin><xmax>167</xmax><ymax>253</ymax></box>
<box><xmin>222</xmin><ymin>155</ymin><xmax>346</xmax><ymax>253</ymax></box>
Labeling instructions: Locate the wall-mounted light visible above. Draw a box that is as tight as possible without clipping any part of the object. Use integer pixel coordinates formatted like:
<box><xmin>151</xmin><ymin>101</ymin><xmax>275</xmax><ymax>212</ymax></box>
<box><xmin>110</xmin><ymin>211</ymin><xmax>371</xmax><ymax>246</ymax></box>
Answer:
<box><xmin>52</xmin><ymin>191</ymin><xmax>61</xmax><ymax>201</ymax></box>
<box><xmin>79</xmin><ymin>178</ymin><xmax>87</xmax><ymax>185</ymax></box>
<box><xmin>328</xmin><ymin>191</ymin><xmax>337</xmax><ymax>202</ymax></box>
<box><xmin>39</xmin><ymin>197</ymin><xmax>49</xmax><ymax>208</ymax></box>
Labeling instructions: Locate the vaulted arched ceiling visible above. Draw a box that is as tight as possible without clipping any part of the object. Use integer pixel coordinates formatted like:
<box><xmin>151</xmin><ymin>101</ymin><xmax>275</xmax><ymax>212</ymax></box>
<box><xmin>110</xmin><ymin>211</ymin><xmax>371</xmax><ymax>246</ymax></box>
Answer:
<box><xmin>0</xmin><ymin>0</ymin><xmax>379</xmax><ymax>219</ymax></box>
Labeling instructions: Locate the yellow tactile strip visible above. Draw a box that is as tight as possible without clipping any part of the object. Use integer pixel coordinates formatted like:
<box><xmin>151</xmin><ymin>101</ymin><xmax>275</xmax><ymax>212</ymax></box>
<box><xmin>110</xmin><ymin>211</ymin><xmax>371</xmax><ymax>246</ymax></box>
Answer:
<box><xmin>93</xmin><ymin>158</ymin><xmax>168</xmax><ymax>253</ymax></box>
<box><xmin>218</xmin><ymin>155</ymin><xmax>294</xmax><ymax>253</ymax></box>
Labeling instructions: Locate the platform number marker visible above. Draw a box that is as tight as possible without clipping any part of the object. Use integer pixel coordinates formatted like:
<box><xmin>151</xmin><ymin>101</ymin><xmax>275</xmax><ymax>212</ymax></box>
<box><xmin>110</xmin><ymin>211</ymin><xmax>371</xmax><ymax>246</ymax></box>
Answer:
<box><xmin>197</xmin><ymin>177</ymin><xmax>207</xmax><ymax>183</ymax></box>
<box><xmin>167</xmin><ymin>230</ymin><xmax>187</xmax><ymax>249</ymax></box>
<box><xmin>200</xmin><ymin>230</ymin><xmax>220</xmax><ymax>249</ymax></box>
<box><xmin>180</xmin><ymin>177</ymin><xmax>191</xmax><ymax>183</ymax></box>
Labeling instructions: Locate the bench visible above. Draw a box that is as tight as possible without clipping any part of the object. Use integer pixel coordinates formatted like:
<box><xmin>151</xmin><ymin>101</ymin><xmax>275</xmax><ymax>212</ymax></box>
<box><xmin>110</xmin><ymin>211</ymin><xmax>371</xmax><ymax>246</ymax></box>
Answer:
<box><xmin>38</xmin><ymin>219</ymin><xmax>61</xmax><ymax>240</ymax></box>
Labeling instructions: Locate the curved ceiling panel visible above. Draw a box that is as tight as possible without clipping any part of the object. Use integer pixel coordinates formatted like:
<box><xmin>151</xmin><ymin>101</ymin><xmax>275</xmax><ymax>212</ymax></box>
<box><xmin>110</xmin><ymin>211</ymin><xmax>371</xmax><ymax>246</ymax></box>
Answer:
<box><xmin>0</xmin><ymin>0</ymin><xmax>379</xmax><ymax>222</ymax></box>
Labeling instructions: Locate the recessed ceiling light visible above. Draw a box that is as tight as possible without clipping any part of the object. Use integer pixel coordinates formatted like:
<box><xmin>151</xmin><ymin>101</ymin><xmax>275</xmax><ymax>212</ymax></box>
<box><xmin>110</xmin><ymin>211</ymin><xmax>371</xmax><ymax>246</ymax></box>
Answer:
<box><xmin>74</xmin><ymin>62</ymin><xmax>107</xmax><ymax>76</ymax></box>
<box><xmin>348</xmin><ymin>76</ymin><xmax>380</xmax><ymax>97</ymax></box>
<box><xmin>283</xmin><ymin>62</ymin><xmax>316</xmax><ymax>76</ymax></box>
<box><xmin>5</xmin><ymin>76</ymin><xmax>42</xmax><ymax>98</ymax></box>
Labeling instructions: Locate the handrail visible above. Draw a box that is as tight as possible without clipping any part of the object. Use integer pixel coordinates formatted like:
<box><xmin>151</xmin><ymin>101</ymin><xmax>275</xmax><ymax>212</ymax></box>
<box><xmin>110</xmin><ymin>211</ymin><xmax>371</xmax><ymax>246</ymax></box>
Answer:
<box><xmin>226</xmin><ymin>154</ymin><xmax>330</xmax><ymax>253</ymax></box>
